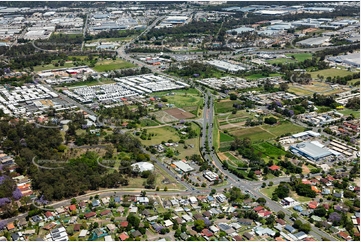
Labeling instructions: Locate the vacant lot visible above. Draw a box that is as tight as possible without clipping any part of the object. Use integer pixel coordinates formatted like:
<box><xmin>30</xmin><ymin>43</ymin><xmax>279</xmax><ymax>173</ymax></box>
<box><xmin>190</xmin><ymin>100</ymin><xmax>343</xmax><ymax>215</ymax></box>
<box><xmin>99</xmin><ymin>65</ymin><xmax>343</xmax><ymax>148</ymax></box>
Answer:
<box><xmin>165</xmin><ymin>108</ymin><xmax>195</xmax><ymax>120</ymax></box>
<box><xmin>219</xmin><ymin>132</ymin><xmax>234</xmax><ymax>142</ymax></box>
<box><xmin>253</xmin><ymin>142</ymin><xmax>287</xmax><ymax>159</ymax></box>
<box><xmin>153</xmin><ymin>111</ymin><xmax>178</xmax><ymax>123</ymax></box>
<box><xmin>338</xmin><ymin>108</ymin><xmax>360</xmax><ymax>118</ymax></box>
<box><xmin>261</xmin><ymin>186</ymin><xmax>277</xmax><ymax>198</ymax></box>
<box><xmin>215</xmin><ymin>100</ymin><xmax>237</xmax><ymax>113</ymax></box>
<box><xmin>245</xmin><ymin>73</ymin><xmax>281</xmax><ymax>80</ymax></box>
<box><xmin>228</xmin><ymin>122</ymin><xmax>304</xmax><ymax>141</ymax></box>
<box><xmin>93</xmin><ymin>59</ymin><xmax>136</xmax><ymax>72</ymax></box>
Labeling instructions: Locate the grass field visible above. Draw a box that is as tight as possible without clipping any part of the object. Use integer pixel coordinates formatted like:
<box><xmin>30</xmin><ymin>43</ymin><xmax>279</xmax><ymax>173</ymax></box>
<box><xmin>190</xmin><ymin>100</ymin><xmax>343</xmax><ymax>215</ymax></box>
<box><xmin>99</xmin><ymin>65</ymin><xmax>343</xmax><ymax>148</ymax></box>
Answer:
<box><xmin>140</xmin><ymin>126</ymin><xmax>180</xmax><ymax>146</ymax></box>
<box><xmin>228</xmin><ymin>121</ymin><xmax>304</xmax><ymax>142</ymax></box>
<box><xmin>86</xmin><ymin>37</ymin><xmax>134</xmax><ymax>43</ymax></box>
<box><xmin>253</xmin><ymin>142</ymin><xmax>287</xmax><ymax>159</ymax></box>
<box><xmin>219</xmin><ymin>132</ymin><xmax>234</xmax><ymax>142</ymax></box>
<box><xmin>347</xmin><ymin>78</ymin><xmax>360</xmax><ymax>86</ymax></box>
<box><xmin>92</xmin><ymin>59</ymin><xmax>136</xmax><ymax>72</ymax></box>
<box><xmin>288</xmin><ymin>86</ymin><xmax>314</xmax><ymax>96</ymax></box>
<box><xmin>261</xmin><ymin>186</ymin><xmax>277</xmax><ymax>198</ymax></box>
<box><xmin>213</xmin><ymin>116</ymin><xmax>220</xmax><ymax>151</ymax></box>
<box><xmin>34</xmin><ymin>62</ymin><xmax>77</xmax><ymax>72</ymax></box>
<box><xmin>309</xmin><ymin>68</ymin><xmax>355</xmax><ymax>79</ymax></box>
<box><xmin>286</xmin><ymin>53</ymin><xmax>313</xmax><ymax>62</ymax></box>
<box><xmin>215</xmin><ymin>100</ymin><xmax>237</xmax><ymax>113</ymax></box>
<box><xmin>153</xmin><ymin>88</ymin><xmax>203</xmax><ymax>116</ymax></box>
<box><xmin>338</xmin><ymin>108</ymin><xmax>360</xmax><ymax>118</ymax></box>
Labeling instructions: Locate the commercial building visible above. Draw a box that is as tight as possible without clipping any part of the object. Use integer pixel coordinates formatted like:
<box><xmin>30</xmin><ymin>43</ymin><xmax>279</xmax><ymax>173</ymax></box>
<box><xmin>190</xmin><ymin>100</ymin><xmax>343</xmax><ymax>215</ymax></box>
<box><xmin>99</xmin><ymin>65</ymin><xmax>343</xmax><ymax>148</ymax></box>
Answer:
<box><xmin>203</xmin><ymin>171</ymin><xmax>219</xmax><ymax>182</ymax></box>
<box><xmin>296</xmin><ymin>37</ymin><xmax>330</xmax><ymax>47</ymax></box>
<box><xmin>226</xmin><ymin>26</ymin><xmax>254</xmax><ymax>34</ymax></box>
<box><xmin>290</xmin><ymin>142</ymin><xmax>333</xmax><ymax>161</ymax></box>
<box><xmin>173</xmin><ymin>161</ymin><xmax>194</xmax><ymax>173</ymax></box>
<box><xmin>328</xmin><ymin>53</ymin><xmax>360</xmax><ymax>68</ymax></box>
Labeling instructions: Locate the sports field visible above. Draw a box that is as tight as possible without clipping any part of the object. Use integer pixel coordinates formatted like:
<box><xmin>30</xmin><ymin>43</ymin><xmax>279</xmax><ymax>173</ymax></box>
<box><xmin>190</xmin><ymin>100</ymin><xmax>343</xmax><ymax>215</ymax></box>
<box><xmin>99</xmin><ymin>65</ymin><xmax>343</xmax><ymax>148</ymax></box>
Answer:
<box><xmin>309</xmin><ymin>68</ymin><xmax>355</xmax><ymax>79</ymax></box>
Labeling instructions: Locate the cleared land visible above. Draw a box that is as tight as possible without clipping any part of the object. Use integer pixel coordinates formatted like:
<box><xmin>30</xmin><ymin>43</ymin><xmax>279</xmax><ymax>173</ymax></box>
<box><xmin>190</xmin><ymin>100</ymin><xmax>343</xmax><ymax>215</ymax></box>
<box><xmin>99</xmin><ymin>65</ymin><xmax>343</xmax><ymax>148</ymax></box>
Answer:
<box><xmin>245</xmin><ymin>73</ymin><xmax>281</xmax><ymax>80</ymax></box>
<box><xmin>228</xmin><ymin>122</ymin><xmax>304</xmax><ymax>142</ymax></box>
<box><xmin>165</xmin><ymin>108</ymin><xmax>195</xmax><ymax>120</ymax></box>
<box><xmin>140</xmin><ymin>126</ymin><xmax>180</xmax><ymax>146</ymax></box>
<box><xmin>215</xmin><ymin>100</ymin><xmax>238</xmax><ymax>113</ymax></box>
<box><xmin>219</xmin><ymin>132</ymin><xmax>235</xmax><ymax>142</ymax></box>
<box><xmin>253</xmin><ymin>142</ymin><xmax>287</xmax><ymax>160</ymax></box>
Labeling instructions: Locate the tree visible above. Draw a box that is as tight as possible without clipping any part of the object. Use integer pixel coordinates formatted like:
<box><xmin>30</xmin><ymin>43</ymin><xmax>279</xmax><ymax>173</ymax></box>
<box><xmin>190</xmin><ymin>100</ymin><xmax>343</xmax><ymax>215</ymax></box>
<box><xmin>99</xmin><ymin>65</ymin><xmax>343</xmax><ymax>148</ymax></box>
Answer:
<box><xmin>256</xmin><ymin>197</ymin><xmax>266</xmax><ymax>205</ymax></box>
<box><xmin>279</xmin><ymin>82</ymin><xmax>289</xmax><ymax>91</ymax></box>
<box><xmin>299</xmin><ymin>223</ymin><xmax>311</xmax><ymax>233</ymax></box>
<box><xmin>277</xmin><ymin>211</ymin><xmax>285</xmax><ymax>219</ymax></box>
<box><xmin>194</xmin><ymin>219</ymin><xmax>205</xmax><ymax>232</ymax></box>
<box><xmin>164</xmin><ymin>186</ymin><xmax>168</xmax><ymax>191</ymax></box>
<box><xmin>229</xmin><ymin>93</ymin><xmax>237</xmax><ymax>100</ymax></box>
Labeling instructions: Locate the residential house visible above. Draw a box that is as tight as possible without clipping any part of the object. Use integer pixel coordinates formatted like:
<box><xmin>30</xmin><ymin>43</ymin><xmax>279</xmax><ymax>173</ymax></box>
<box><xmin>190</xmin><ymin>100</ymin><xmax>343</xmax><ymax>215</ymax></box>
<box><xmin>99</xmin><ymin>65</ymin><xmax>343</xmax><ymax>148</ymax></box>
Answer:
<box><xmin>69</xmin><ymin>205</ymin><xmax>77</xmax><ymax>212</ymax></box>
<box><xmin>106</xmin><ymin>224</ymin><xmax>117</xmax><ymax>233</ymax></box>
<box><xmin>209</xmin><ymin>225</ymin><xmax>219</xmax><ymax>233</ymax></box>
<box><xmin>308</xmin><ymin>201</ymin><xmax>318</xmax><ymax>209</ymax></box>
<box><xmin>284</xmin><ymin>225</ymin><xmax>296</xmax><ymax>233</ymax></box>
<box><xmin>338</xmin><ymin>231</ymin><xmax>352</xmax><ymax>241</ymax></box>
<box><xmin>74</xmin><ymin>224</ymin><xmax>81</xmax><ymax>232</ymax></box>
<box><xmin>100</xmin><ymin>210</ymin><xmax>111</xmax><ymax>216</ymax></box>
<box><xmin>293</xmin><ymin>205</ymin><xmax>303</xmax><ymax>212</ymax></box>
<box><xmin>233</xmin><ymin>235</ymin><xmax>243</xmax><ymax>241</ymax></box>
<box><xmin>164</xmin><ymin>220</ymin><xmax>173</xmax><ymax>227</ymax></box>
<box><xmin>84</xmin><ymin>212</ymin><xmax>96</xmax><ymax>219</ymax></box>
<box><xmin>294</xmin><ymin>231</ymin><xmax>307</xmax><ymax>240</ymax></box>
<box><xmin>243</xmin><ymin>232</ymin><xmax>253</xmax><ymax>240</ymax></box>
<box><xmin>254</xmin><ymin>227</ymin><xmax>276</xmax><ymax>237</ymax></box>
<box><xmin>131</xmin><ymin>230</ymin><xmax>142</xmax><ymax>238</ymax></box>
<box><xmin>201</xmin><ymin>228</ymin><xmax>213</xmax><ymax>237</ymax></box>
<box><xmin>275</xmin><ymin>219</ymin><xmax>285</xmax><ymax>226</ymax></box>
<box><xmin>238</xmin><ymin>218</ymin><xmax>253</xmax><ymax>226</ymax></box>
<box><xmin>120</xmin><ymin>221</ymin><xmax>129</xmax><ymax>228</ymax></box>
<box><xmin>119</xmin><ymin>232</ymin><xmax>129</xmax><ymax>241</ymax></box>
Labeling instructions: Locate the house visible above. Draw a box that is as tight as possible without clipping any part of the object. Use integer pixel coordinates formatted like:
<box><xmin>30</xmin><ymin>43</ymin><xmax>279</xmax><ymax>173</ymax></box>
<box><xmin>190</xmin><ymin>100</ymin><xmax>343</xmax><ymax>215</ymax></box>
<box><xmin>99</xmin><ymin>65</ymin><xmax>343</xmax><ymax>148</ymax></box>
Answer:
<box><xmin>131</xmin><ymin>230</ymin><xmax>142</xmax><ymax>238</ymax></box>
<box><xmin>209</xmin><ymin>225</ymin><xmax>219</xmax><ymax>233</ymax></box>
<box><xmin>233</xmin><ymin>235</ymin><xmax>243</xmax><ymax>241</ymax></box>
<box><xmin>230</xmin><ymin>222</ymin><xmax>242</xmax><ymax>231</ymax></box>
<box><xmin>293</xmin><ymin>205</ymin><xmax>303</xmax><ymax>212</ymax></box>
<box><xmin>107</xmin><ymin>224</ymin><xmax>117</xmax><ymax>233</ymax></box>
<box><xmin>129</xmin><ymin>206</ymin><xmax>138</xmax><ymax>213</ymax></box>
<box><xmin>254</xmin><ymin>226</ymin><xmax>276</xmax><ymax>237</ymax></box>
<box><xmin>269</xmin><ymin>164</ymin><xmax>280</xmax><ymax>171</ymax></box>
<box><xmin>180</xmin><ymin>232</ymin><xmax>189</xmax><ymax>240</ymax></box>
<box><xmin>7</xmin><ymin>223</ymin><xmax>15</xmax><ymax>231</ymax></box>
<box><xmin>119</xmin><ymin>232</ymin><xmax>129</xmax><ymax>241</ymax></box>
<box><xmin>189</xmin><ymin>196</ymin><xmax>198</xmax><ymax>204</ymax></box>
<box><xmin>182</xmin><ymin>214</ymin><xmax>193</xmax><ymax>222</ymax></box>
<box><xmin>311</xmin><ymin>215</ymin><xmax>322</xmax><ymax>222</ymax></box>
<box><xmin>338</xmin><ymin>231</ymin><xmax>352</xmax><ymax>241</ymax></box>
<box><xmin>294</xmin><ymin>231</ymin><xmax>307</xmax><ymax>240</ymax></box>
<box><xmin>136</xmin><ymin>196</ymin><xmax>149</xmax><ymax>204</ymax></box>
<box><xmin>120</xmin><ymin>221</ymin><xmax>129</xmax><ymax>228</ymax></box>
<box><xmin>284</xmin><ymin>225</ymin><xmax>296</xmax><ymax>233</ymax></box>
<box><xmin>308</xmin><ymin>201</ymin><xmax>318</xmax><ymax>209</ymax></box>
<box><xmin>69</xmin><ymin>205</ymin><xmax>77</xmax><ymax>212</ymax></box>
<box><xmin>92</xmin><ymin>200</ymin><xmax>100</xmax><ymax>207</ymax></box>
<box><xmin>243</xmin><ymin>232</ymin><xmax>253</xmax><ymax>240</ymax></box>
<box><xmin>152</xmin><ymin>223</ymin><xmax>164</xmax><ymax>233</ymax></box>
<box><xmin>45</xmin><ymin>211</ymin><xmax>54</xmax><ymax>219</ymax></box>
<box><xmin>238</xmin><ymin>218</ymin><xmax>253</xmax><ymax>225</ymax></box>
<box><xmin>164</xmin><ymin>220</ymin><xmax>173</xmax><ymax>227</ymax></box>
<box><xmin>74</xmin><ymin>224</ymin><xmax>81</xmax><ymax>232</ymax></box>
<box><xmin>202</xmin><ymin>228</ymin><xmax>213</xmax><ymax>237</ymax></box>
<box><xmin>84</xmin><ymin>212</ymin><xmax>96</xmax><ymax>219</ymax></box>
<box><xmin>203</xmin><ymin>211</ymin><xmax>211</xmax><ymax>218</ymax></box>
<box><xmin>254</xmin><ymin>206</ymin><xmax>264</xmax><ymax>212</ymax></box>
<box><xmin>114</xmin><ymin>196</ymin><xmax>121</xmax><ymax>203</ymax></box>
<box><xmin>100</xmin><ymin>210</ymin><xmax>111</xmax><ymax>216</ymax></box>
<box><xmin>255</xmin><ymin>170</ymin><xmax>262</xmax><ymax>177</ymax></box>
<box><xmin>275</xmin><ymin>219</ymin><xmax>285</xmax><ymax>226</ymax></box>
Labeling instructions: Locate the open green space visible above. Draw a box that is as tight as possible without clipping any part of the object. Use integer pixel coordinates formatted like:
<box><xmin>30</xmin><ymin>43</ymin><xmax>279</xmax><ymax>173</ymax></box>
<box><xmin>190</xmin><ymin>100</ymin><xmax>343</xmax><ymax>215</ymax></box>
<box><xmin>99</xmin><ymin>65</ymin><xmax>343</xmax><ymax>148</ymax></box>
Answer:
<box><xmin>153</xmin><ymin>88</ymin><xmax>203</xmax><ymax>114</ymax></box>
<box><xmin>347</xmin><ymin>78</ymin><xmax>360</xmax><ymax>86</ymax></box>
<box><xmin>288</xmin><ymin>86</ymin><xmax>314</xmax><ymax>96</ymax></box>
<box><xmin>213</xmin><ymin>116</ymin><xmax>220</xmax><ymax>151</ymax></box>
<box><xmin>86</xmin><ymin>37</ymin><xmax>134</xmax><ymax>43</ymax></box>
<box><xmin>215</xmin><ymin>100</ymin><xmax>237</xmax><ymax>113</ymax></box>
<box><xmin>266</xmin><ymin>121</ymin><xmax>304</xmax><ymax>137</ymax></box>
<box><xmin>33</xmin><ymin>62</ymin><xmax>77</xmax><ymax>72</ymax></box>
<box><xmin>253</xmin><ymin>142</ymin><xmax>287</xmax><ymax>159</ymax></box>
<box><xmin>261</xmin><ymin>186</ymin><xmax>277</xmax><ymax>198</ymax></box>
<box><xmin>92</xmin><ymin>59</ymin><xmax>136</xmax><ymax>72</ymax></box>
<box><xmin>140</xmin><ymin>126</ymin><xmax>180</xmax><ymax>146</ymax></box>
<box><xmin>286</xmin><ymin>53</ymin><xmax>313</xmax><ymax>62</ymax></box>
<box><xmin>219</xmin><ymin>132</ymin><xmax>234</xmax><ymax>142</ymax></box>
<box><xmin>140</xmin><ymin>119</ymin><xmax>159</xmax><ymax>127</ymax></box>
<box><xmin>338</xmin><ymin>108</ymin><xmax>360</xmax><ymax>118</ymax></box>
<box><xmin>245</xmin><ymin>73</ymin><xmax>281</xmax><ymax>80</ymax></box>
<box><xmin>309</xmin><ymin>68</ymin><xmax>355</xmax><ymax>79</ymax></box>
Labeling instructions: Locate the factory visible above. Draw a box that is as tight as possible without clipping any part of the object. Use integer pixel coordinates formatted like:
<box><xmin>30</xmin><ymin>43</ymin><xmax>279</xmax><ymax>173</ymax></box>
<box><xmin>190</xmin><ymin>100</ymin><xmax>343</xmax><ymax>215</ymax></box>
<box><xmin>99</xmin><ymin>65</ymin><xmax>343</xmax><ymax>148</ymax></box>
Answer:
<box><xmin>289</xmin><ymin>142</ymin><xmax>333</xmax><ymax>161</ymax></box>
<box><xmin>328</xmin><ymin>53</ymin><xmax>360</xmax><ymax>68</ymax></box>
<box><xmin>296</xmin><ymin>37</ymin><xmax>330</xmax><ymax>47</ymax></box>
<box><xmin>207</xmin><ymin>60</ymin><xmax>246</xmax><ymax>73</ymax></box>
<box><xmin>226</xmin><ymin>26</ymin><xmax>255</xmax><ymax>35</ymax></box>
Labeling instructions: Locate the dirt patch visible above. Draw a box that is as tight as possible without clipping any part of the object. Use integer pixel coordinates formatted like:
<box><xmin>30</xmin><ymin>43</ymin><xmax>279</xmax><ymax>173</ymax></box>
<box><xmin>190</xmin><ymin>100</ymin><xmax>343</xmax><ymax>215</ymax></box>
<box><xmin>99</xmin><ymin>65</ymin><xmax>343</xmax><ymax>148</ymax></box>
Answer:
<box><xmin>165</xmin><ymin>108</ymin><xmax>195</xmax><ymax>120</ymax></box>
<box><xmin>302</xmin><ymin>164</ymin><xmax>310</xmax><ymax>174</ymax></box>
<box><xmin>153</xmin><ymin>110</ymin><xmax>178</xmax><ymax>123</ymax></box>
<box><xmin>217</xmin><ymin>152</ymin><xmax>228</xmax><ymax>161</ymax></box>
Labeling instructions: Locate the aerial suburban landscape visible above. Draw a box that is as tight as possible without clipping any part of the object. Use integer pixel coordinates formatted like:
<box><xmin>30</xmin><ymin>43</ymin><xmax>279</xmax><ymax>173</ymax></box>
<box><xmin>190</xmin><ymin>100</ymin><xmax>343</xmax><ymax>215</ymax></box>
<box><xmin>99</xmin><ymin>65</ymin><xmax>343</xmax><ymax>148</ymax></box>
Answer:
<box><xmin>0</xmin><ymin>1</ymin><xmax>360</xmax><ymax>241</ymax></box>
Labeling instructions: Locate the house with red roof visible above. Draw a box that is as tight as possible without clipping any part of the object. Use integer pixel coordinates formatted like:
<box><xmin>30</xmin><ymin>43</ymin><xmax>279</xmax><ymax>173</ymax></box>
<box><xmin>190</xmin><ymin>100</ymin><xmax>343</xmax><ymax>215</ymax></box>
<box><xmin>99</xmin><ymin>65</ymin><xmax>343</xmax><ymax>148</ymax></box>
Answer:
<box><xmin>100</xmin><ymin>210</ymin><xmax>111</xmax><ymax>216</ymax></box>
<box><xmin>120</xmin><ymin>221</ymin><xmax>129</xmax><ymax>228</ymax></box>
<box><xmin>201</xmin><ymin>228</ymin><xmax>213</xmax><ymax>237</ymax></box>
<box><xmin>302</xmin><ymin>179</ymin><xmax>312</xmax><ymax>185</ymax></box>
<box><xmin>119</xmin><ymin>232</ymin><xmax>129</xmax><ymax>241</ymax></box>
<box><xmin>338</xmin><ymin>231</ymin><xmax>352</xmax><ymax>241</ymax></box>
<box><xmin>253</xmin><ymin>206</ymin><xmax>264</xmax><ymax>212</ymax></box>
<box><xmin>258</xmin><ymin>210</ymin><xmax>272</xmax><ymax>218</ymax></box>
<box><xmin>45</xmin><ymin>211</ymin><xmax>54</xmax><ymax>218</ymax></box>
<box><xmin>269</xmin><ymin>165</ymin><xmax>280</xmax><ymax>171</ymax></box>
<box><xmin>69</xmin><ymin>205</ymin><xmax>77</xmax><ymax>212</ymax></box>
<box><xmin>308</xmin><ymin>201</ymin><xmax>318</xmax><ymax>209</ymax></box>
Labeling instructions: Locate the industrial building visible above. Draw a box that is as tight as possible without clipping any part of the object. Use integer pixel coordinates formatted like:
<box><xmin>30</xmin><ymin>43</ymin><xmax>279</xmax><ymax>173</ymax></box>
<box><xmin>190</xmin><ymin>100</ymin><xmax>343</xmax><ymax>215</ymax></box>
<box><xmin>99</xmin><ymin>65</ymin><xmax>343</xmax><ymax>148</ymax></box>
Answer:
<box><xmin>226</xmin><ymin>26</ymin><xmax>254</xmax><ymax>34</ymax></box>
<box><xmin>207</xmin><ymin>60</ymin><xmax>246</xmax><ymax>73</ymax></box>
<box><xmin>289</xmin><ymin>142</ymin><xmax>333</xmax><ymax>161</ymax></box>
<box><xmin>296</xmin><ymin>37</ymin><xmax>330</xmax><ymax>47</ymax></box>
<box><xmin>328</xmin><ymin>53</ymin><xmax>360</xmax><ymax>68</ymax></box>
<box><xmin>131</xmin><ymin>162</ymin><xmax>154</xmax><ymax>173</ymax></box>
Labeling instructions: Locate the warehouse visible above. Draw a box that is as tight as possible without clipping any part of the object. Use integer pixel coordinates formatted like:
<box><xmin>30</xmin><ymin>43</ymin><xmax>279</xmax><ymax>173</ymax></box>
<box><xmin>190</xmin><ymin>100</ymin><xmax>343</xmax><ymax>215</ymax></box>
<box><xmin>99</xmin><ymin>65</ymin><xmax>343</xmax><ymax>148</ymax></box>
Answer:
<box><xmin>296</xmin><ymin>37</ymin><xmax>330</xmax><ymax>47</ymax></box>
<box><xmin>226</xmin><ymin>26</ymin><xmax>254</xmax><ymax>34</ymax></box>
<box><xmin>328</xmin><ymin>53</ymin><xmax>360</xmax><ymax>68</ymax></box>
<box><xmin>290</xmin><ymin>142</ymin><xmax>333</xmax><ymax>161</ymax></box>
<box><xmin>207</xmin><ymin>60</ymin><xmax>246</xmax><ymax>73</ymax></box>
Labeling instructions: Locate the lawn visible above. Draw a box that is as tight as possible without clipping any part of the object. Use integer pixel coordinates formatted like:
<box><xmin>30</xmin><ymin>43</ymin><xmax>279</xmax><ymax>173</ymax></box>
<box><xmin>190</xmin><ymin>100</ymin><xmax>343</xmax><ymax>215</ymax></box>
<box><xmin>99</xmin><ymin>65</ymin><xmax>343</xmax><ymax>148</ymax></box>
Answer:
<box><xmin>288</xmin><ymin>86</ymin><xmax>314</xmax><ymax>96</ymax></box>
<box><xmin>140</xmin><ymin>126</ymin><xmax>180</xmax><ymax>146</ymax></box>
<box><xmin>253</xmin><ymin>142</ymin><xmax>286</xmax><ymax>159</ymax></box>
<box><xmin>140</xmin><ymin>119</ymin><xmax>159</xmax><ymax>127</ymax></box>
<box><xmin>309</xmin><ymin>68</ymin><xmax>355</xmax><ymax>79</ymax></box>
<box><xmin>176</xmin><ymin>123</ymin><xmax>201</xmax><ymax>160</ymax></box>
<box><xmin>213</xmin><ymin>116</ymin><xmax>220</xmax><ymax>151</ymax></box>
<box><xmin>261</xmin><ymin>186</ymin><xmax>277</xmax><ymax>198</ymax></box>
<box><xmin>215</xmin><ymin>100</ymin><xmax>237</xmax><ymax>113</ymax></box>
<box><xmin>286</xmin><ymin>53</ymin><xmax>313</xmax><ymax>62</ymax></box>
<box><xmin>219</xmin><ymin>132</ymin><xmax>234</xmax><ymax>142</ymax></box>
<box><xmin>347</xmin><ymin>78</ymin><xmax>360</xmax><ymax>86</ymax></box>
<box><xmin>265</xmin><ymin>122</ymin><xmax>304</xmax><ymax>137</ymax></box>
<box><xmin>267</xmin><ymin>58</ymin><xmax>298</xmax><ymax>65</ymax></box>
<box><xmin>92</xmin><ymin>59</ymin><xmax>136</xmax><ymax>72</ymax></box>
<box><xmin>338</xmin><ymin>108</ymin><xmax>360</xmax><ymax>118</ymax></box>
